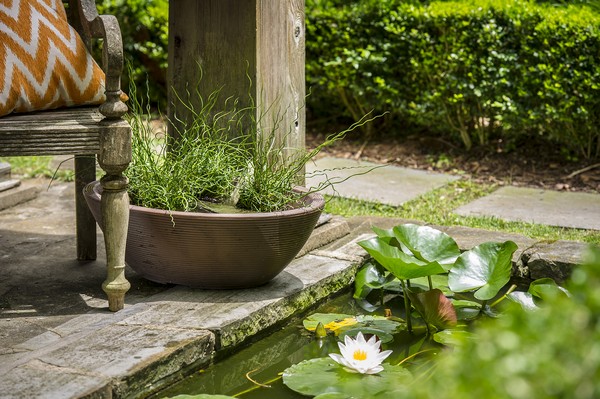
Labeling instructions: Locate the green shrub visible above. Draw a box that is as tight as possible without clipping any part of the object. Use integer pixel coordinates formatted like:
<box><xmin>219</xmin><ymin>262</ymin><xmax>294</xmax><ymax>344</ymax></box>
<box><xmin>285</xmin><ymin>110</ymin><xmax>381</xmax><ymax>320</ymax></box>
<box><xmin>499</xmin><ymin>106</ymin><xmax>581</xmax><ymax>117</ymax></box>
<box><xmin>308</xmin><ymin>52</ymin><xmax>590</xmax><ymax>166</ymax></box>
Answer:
<box><xmin>401</xmin><ymin>245</ymin><xmax>600</xmax><ymax>398</ymax></box>
<box><xmin>306</xmin><ymin>0</ymin><xmax>600</xmax><ymax>157</ymax></box>
<box><xmin>97</xmin><ymin>0</ymin><xmax>168</xmax><ymax>109</ymax></box>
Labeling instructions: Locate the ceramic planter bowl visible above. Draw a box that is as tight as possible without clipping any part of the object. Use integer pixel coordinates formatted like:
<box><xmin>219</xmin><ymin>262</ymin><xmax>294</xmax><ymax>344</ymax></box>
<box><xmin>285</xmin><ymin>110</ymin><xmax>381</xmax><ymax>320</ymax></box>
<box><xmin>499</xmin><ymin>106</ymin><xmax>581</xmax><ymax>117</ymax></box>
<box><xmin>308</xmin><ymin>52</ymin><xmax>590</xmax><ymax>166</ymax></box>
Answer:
<box><xmin>83</xmin><ymin>181</ymin><xmax>325</xmax><ymax>288</ymax></box>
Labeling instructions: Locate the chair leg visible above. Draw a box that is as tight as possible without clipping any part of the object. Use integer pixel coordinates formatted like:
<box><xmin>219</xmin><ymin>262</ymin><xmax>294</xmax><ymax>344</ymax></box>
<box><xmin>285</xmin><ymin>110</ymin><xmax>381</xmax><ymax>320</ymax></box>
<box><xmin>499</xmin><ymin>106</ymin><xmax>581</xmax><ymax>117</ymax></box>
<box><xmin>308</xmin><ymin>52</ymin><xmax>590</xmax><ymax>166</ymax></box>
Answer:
<box><xmin>75</xmin><ymin>155</ymin><xmax>97</xmax><ymax>260</ymax></box>
<box><xmin>100</xmin><ymin>174</ymin><xmax>130</xmax><ymax>312</ymax></box>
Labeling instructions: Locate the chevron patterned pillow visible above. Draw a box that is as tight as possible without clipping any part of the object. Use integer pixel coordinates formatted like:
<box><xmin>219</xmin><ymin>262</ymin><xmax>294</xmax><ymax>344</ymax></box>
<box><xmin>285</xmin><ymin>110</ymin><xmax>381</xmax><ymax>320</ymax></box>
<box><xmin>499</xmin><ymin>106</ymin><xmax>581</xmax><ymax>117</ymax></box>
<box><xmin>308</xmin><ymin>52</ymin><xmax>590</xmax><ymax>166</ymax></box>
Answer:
<box><xmin>0</xmin><ymin>0</ymin><xmax>105</xmax><ymax>117</ymax></box>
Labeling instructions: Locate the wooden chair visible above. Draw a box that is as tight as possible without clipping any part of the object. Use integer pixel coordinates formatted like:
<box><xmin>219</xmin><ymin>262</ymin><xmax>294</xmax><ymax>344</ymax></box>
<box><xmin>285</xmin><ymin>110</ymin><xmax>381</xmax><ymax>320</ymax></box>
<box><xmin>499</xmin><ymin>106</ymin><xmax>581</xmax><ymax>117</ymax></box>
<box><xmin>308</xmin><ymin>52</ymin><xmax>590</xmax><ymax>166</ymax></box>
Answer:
<box><xmin>0</xmin><ymin>0</ymin><xmax>131</xmax><ymax>311</ymax></box>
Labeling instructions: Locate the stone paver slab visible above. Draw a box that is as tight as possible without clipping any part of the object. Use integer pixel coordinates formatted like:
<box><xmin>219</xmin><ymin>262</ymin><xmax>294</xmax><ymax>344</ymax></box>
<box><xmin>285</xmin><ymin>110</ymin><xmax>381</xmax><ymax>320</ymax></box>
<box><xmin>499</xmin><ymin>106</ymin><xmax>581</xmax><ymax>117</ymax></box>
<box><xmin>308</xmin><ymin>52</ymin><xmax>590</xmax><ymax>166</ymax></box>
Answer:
<box><xmin>306</xmin><ymin>157</ymin><xmax>460</xmax><ymax>206</ymax></box>
<box><xmin>455</xmin><ymin>186</ymin><xmax>600</xmax><ymax>230</ymax></box>
<box><xmin>35</xmin><ymin>324</ymin><xmax>214</xmax><ymax>399</ymax></box>
<box><xmin>118</xmin><ymin>254</ymin><xmax>357</xmax><ymax>348</ymax></box>
<box><xmin>0</xmin><ymin>359</ymin><xmax>111</xmax><ymax>399</ymax></box>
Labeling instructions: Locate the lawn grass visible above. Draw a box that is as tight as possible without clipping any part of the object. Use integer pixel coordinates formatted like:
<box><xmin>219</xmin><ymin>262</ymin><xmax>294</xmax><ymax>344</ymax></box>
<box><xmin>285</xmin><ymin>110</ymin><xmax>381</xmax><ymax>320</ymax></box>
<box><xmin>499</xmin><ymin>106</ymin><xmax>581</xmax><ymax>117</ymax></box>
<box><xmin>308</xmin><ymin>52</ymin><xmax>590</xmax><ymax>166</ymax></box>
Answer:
<box><xmin>324</xmin><ymin>179</ymin><xmax>600</xmax><ymax>245</ymax></box>
<box><xmin>0</xmin><ymin>156</ymin><xmax>75</xmax><ymax>181</ymax></box>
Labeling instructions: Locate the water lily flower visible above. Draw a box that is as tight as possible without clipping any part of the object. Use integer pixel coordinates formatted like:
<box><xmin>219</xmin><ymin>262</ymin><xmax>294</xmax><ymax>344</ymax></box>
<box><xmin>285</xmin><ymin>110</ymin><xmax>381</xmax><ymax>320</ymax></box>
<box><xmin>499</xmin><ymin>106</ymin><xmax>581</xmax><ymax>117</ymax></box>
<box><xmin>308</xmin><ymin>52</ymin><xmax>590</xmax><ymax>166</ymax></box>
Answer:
<box><xmin>329</xmin><ymin>332</ymin><xmax>393</xmax><ymax>374</ymax></box>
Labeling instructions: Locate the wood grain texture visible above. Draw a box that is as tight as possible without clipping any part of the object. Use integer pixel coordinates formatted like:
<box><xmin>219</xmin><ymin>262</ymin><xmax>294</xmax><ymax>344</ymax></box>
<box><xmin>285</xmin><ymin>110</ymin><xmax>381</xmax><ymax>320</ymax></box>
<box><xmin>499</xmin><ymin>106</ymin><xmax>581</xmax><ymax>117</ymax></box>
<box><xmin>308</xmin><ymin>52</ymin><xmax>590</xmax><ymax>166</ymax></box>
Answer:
<box><xmin>0</xmin><ymin>106</ymin><xmax>129</xmax><ymax>156</ymax></box>
<box><xmin>168</xmin><ymin>0</ymin><xmax>306</xmax><ymax>180</ymax></box>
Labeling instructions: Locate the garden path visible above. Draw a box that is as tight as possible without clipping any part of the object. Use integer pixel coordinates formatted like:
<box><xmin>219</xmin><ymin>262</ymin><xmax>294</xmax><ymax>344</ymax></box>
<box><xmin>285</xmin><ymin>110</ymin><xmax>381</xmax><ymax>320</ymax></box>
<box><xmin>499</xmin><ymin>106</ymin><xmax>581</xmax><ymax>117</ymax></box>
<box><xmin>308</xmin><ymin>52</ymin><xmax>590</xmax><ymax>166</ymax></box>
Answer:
<box><xmin>307</xmin><ymin>156</ymin><xmax>600</xmax><ymax>231</ymax></box>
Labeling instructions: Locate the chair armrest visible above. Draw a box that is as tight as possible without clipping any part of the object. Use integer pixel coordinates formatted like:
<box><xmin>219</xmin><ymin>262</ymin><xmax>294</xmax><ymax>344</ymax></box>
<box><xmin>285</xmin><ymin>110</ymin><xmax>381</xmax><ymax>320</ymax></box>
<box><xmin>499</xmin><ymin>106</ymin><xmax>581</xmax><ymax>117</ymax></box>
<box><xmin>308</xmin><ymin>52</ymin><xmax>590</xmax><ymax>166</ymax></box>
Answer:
<box><xmin>70</xmin><ymin>0</ymin><xmax>128</xmax><ymax>119</ymax></box>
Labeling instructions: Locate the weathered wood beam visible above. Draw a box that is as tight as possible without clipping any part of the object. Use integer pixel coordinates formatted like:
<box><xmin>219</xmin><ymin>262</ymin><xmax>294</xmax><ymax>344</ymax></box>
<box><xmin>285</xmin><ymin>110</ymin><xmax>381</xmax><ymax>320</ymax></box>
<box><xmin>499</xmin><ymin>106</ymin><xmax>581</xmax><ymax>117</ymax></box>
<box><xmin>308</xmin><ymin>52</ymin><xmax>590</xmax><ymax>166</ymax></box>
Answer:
<box><xmin>168</xmin><ymin>0</ymin><xmax>305</xmax><ymax>176</ymax></box>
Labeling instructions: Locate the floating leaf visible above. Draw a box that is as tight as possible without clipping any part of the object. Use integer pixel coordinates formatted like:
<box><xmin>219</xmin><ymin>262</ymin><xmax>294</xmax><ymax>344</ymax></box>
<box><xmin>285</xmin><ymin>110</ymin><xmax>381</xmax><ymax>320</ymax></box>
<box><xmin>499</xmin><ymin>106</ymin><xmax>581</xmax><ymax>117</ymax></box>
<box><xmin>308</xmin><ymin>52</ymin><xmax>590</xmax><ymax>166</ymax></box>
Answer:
<box><xmin>304</xmin><ymin>314</ymin><xmax>403</xmax><ymax>339</ymax></box>
<box><xmin>339</xmin><ymin>327</ymin><xmax>394</xmax><ymax>344</ymax></box>
<box><xmin>451</xmin><ymin>299</ymin><xmax>483</xmax><ymax>320</ymax></box>
<box><xmin>528</xmin><ymin>278</ymin><xmax>570</xmax><ymax>301</ymax></box>
<box><xmin>507</xmin><ymin>291</ymin><xmax>539</xmax><ymax>311</ymax></box>
<box><xmin>391</xmin><ymin>224</ymin><xmax>460</xmax><ymax>268</ymax></box>
<box><xmin>304</xmin><ymin>314</ymin><xmax>355</xmax><ymax>332</ymax></box>
<box><xmin>448</xmin><ymin>241</ymin><xmax>518</xmax><ymax>300</ymax></box>
<box><xmin>358</xmin><ymin>237</ymin><xmax>446</xmax><ymax>280</ymax></box>
<box><xmin>433</xmin><ymin>329</ymin><xmax>474</xmax><ymax>346</ymax></box>
<box><xmin>408</xmin><ymin>289</ymin><xmax>457</xmax><ymax>330</ymax></box>
<box><xmin>353</xmin><ymin>262</ymin><xmax>396</xmax><ymax>299</ymax></box>
<box><xmin>282</xmin><ymin>357</ymin><xmax>413</xmax><ymax>398</ymax></box>
<box><xmin>354</xmin><ymin>315</ymin><xmax>404</xmax><ymax>335</ymax></box>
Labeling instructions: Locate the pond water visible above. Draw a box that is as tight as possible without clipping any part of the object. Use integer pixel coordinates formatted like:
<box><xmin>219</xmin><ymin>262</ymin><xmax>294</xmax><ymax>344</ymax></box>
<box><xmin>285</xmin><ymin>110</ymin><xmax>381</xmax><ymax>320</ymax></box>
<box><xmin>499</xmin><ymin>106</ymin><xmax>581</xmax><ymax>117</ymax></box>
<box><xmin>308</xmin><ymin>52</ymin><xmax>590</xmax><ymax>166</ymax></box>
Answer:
<box><xmin>155</xmin><ymin>293</ymin><xmax>438</xmax><ymax>399</ymax></box>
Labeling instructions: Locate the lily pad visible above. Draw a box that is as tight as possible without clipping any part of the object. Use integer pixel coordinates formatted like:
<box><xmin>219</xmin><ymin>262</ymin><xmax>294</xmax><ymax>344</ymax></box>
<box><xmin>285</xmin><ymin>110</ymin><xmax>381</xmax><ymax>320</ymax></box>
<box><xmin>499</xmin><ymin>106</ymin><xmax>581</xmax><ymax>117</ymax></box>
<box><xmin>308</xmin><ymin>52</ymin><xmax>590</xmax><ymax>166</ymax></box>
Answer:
<box><xmin>358</xmin><ymin>237</ymin><xmax>446</xmax><ymax>280</ymax></box>
<box><xmin>303</xmin><ymin>314</ymin><xmax>402</xmax><ymax>340</ymax></box>
<box><xmin>433</xmin><ymin>329</ymin><xmax>474</xmax><ymax>346</ymax></box>
<box><xmin>448</xmin><ymin>241</ymin><xmax>517</xmax><ymax>300</ymax></box>
<box><xmin>282</xmin><ymin>357</ymin><xmax>413</xmax><ymax>398</ymax></box>
<box><xmin>304</xmin><ymin>313</ymin><xmax>357</xmax><ymax>332</ymax></box>
<box><xmin>353</xmin><ymin>262</ymin><xmax>398</xmax><ymax>299</ymax></box>
<box><xmin>451</xmin><ymin>299</ymin><xmax>483</xmax><ymax>320</ymax></box>
<box><xmin>391</xmin><ymin>224</ymin><xmax>460</xmax><ymax>268</ymax></box>
<box><xmin>528</xmin><ymin>278</ymin><xmax>570</xmax><ymax>300</ymax></box>
<box><xmin>507</xmin><ymin>291</ymin><xmax>539</xmax><ymax>311</ymax></box>
<box><xmin>339</xmin><ymin>327</ymin><xmax>394</xmax><ymax>344</ymax></box>
<box><xmin>410</xmin><ymin>274</ymin><xmax>451</xmax><ymax>296</ymax></box>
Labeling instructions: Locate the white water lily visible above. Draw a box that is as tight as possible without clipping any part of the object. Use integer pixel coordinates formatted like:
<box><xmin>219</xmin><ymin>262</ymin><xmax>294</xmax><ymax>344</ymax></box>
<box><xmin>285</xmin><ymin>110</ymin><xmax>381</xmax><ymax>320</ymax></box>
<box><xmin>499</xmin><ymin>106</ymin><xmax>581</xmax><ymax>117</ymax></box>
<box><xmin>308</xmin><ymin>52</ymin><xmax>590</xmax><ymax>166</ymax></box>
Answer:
<box><xmin>329</xmin><ymin>332</ymin><xmax>393</xmax><ymax>374</ymax></box>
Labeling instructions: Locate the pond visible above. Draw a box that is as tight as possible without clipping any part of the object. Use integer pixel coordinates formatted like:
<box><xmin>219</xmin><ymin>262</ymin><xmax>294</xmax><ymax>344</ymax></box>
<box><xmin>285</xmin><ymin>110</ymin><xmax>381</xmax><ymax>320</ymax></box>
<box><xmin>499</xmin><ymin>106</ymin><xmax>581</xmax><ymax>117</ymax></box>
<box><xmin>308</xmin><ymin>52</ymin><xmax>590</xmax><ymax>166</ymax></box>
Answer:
<box><xmin>154</xmin><ymin>293</ymin><xmax>437</xmax><ymax>399</ymax></box>
<box><xmin>151</xmin><ymin>222</ymin><xmax>563</xmax><ymax>398</ymax></box>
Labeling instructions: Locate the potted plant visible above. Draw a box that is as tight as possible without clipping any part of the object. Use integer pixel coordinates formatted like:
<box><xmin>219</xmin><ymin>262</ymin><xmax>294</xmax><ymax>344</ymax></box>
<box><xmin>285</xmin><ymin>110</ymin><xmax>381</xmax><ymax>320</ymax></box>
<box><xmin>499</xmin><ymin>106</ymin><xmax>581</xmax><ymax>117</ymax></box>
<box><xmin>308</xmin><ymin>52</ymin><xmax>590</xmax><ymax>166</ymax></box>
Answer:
<box><xmin>84</xmin><ymin>87</ymin><xmax>370</xmax><ymax>289</ymax></box>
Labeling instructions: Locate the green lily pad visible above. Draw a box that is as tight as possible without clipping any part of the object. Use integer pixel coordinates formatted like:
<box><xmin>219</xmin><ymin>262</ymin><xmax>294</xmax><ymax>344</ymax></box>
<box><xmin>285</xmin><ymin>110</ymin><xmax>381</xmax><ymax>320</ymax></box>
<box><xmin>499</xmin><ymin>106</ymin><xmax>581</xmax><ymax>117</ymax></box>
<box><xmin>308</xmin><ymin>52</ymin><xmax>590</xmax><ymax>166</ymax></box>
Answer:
<box><xmin>303</xmin><ymin>313</ymin><xmax>403</xmax><ymax>342</ymax></box>
<box><xmin>433</xmin><ymin>329</ymin><xmax>474</xmax><ymax>346</ymax></box>
<box><xmin>507</xmin><ymin>291</ymin><xmax>539</xmax><ymax>311</ymax></box>
<box><xmin>451</xmin><ymin>299</ymin><xmax>483</xmax><ymax>320</ymax></box>
<box><xmin>339</xmin><ymin>327</ymin><xmax>394</xmax><ymax>344</ymax></box>
<box><xmin>448</xmin><ymin>241</ymin><xmax>517</xmax><ymax>300</ymax></box>
<box><xmin>410</xmin><ymin>274</ymin><xmax>451</xmax><ymax>295</ymax></box>
<box><xmin>528</xmin><ymin>278</ymin><xmax>570</xmax><ymax>301</ymax></box>
<box><xmin>358</xmin><ymin>237</ymin><xmax>446</xmax><ymax>280</ymax></box>
<box><xmin>282</xmin><ymin>357</ymin><xmax>413</xmax><ymax>398</ymax></box>
<box><xmin>303</xmin><ymin>313</ymin><xmax>356</xmax><ymax>332</ymax></box>
<box><xmin>391</xmin><ymin>224</ymin><xmax>461</xmax><ymax>268</ymax></box>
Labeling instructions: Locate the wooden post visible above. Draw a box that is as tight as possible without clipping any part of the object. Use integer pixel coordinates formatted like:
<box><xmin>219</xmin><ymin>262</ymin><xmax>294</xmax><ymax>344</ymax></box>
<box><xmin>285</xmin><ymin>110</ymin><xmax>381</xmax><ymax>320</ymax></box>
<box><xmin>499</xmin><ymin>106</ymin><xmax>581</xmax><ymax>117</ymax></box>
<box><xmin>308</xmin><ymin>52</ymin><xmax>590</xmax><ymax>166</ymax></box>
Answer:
<box><xmin>168</xmin><ymin>0</ymin><xmax>305</xmax><ymax>179</ymax></box>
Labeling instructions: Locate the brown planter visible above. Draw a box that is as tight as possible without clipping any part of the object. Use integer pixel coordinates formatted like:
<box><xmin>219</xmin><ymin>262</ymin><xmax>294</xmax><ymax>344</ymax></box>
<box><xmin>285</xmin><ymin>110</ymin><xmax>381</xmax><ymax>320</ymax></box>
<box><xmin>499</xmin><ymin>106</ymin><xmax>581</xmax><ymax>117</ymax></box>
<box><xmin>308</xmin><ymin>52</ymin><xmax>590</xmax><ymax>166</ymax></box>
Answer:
<box><xmin>83</xmin><ymin>181</ymin><xmax>324</xmax><ymax>288</ymax></box>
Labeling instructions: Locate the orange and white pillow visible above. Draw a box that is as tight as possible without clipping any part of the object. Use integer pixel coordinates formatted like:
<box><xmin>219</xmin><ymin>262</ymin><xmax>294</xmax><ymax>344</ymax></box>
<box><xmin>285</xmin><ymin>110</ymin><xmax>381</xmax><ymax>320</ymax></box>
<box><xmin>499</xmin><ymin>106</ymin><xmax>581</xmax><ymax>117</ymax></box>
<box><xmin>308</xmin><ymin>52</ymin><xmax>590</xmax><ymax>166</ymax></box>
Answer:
<box><xmin>0</xmin><ymin>0</ymin><xmax>105</xmax><ymax>117</ymax></box>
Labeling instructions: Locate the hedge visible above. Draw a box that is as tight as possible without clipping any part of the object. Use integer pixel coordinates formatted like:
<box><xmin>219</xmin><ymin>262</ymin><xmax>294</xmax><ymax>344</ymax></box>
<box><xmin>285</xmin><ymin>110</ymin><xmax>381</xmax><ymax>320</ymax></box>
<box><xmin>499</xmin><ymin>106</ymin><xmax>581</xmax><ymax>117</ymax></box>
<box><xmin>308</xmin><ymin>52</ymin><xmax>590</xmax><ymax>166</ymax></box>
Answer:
<box><xmin>306</xmin><ymin>0</ymin><xmax>600</xmax><ymax>158</ymax></box>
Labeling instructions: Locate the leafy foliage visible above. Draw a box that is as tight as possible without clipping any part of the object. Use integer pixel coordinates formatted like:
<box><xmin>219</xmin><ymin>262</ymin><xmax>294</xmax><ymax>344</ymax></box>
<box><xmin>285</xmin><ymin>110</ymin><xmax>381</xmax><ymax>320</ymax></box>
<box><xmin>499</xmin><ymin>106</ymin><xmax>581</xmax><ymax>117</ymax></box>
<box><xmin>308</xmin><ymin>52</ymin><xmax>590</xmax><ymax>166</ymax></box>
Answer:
<box><xmin>282</xmin><ymin>357</ymin><xmax>412</xmax><ymax>398</ymax></box>
<box><xmin>356</xmin><ymin>223</ymin><xmax>519</xmax><ymax>329</ymax></box>
<box><xmin>306</xmin><ymin>0</ymin><xmax>600</xmax><ymax>158</ymax></box>
<box><xmin>448</xmin><ymin>240</ymin><xmax>518</xmax><ymax>300</ymax></box>
<box><xmin>402</xmin><ymin>245</ymin><xmax>600</xmax><ymax>398</ymax></box>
